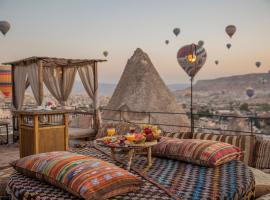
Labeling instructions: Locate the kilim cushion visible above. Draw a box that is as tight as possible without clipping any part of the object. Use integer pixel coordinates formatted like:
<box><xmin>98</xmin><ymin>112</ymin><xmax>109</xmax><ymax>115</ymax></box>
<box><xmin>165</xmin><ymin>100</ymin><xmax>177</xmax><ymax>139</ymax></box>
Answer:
<box><xmin>253</xmin><ymin>137</ymin><xmax>270</xmax><ymax>169</ymax></box>
<box><xmin>11</xmin><ymin>151</ymin><xmax>142</xmax><ymax>200</ymax></box>
<box><xmin>152</xmin><ymin>137</ymin><xmax>242</xmax><ymax>167</ymax></box>
<box><xmin>192</xmin><ymin>132</ymin><xmax>255</xmax><ymax>166</ymax></box>
<box><xmin>161</xmin><ymin>131</ymin><xmax>192</xmax><ymax>139</ymax></box>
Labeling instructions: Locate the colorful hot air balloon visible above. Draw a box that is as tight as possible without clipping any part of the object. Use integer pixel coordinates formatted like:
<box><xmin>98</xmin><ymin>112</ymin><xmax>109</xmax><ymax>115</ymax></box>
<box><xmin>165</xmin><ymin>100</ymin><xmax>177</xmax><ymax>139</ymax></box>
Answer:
<box><xmin>0</xmin><ymin>65</ymin><xmax>12</xmax><ymax>98</ymax></box>
<box><xmin>103</xmin><ymin>51</ymin><xmax>108</xmax><ymax>57</ymax></box>
<box><xmin>246</xmin><ymin>87</ymin><xmax>254</xmax><ymax>98</ymax></box>
<box><xmin>198</xmin><ymin>40</ymin><xmax>204</xmax><ymax>47</ymax></box>
<box><xmin>173</xmin><ymin>28</ymin><xmax>180</xmax><ymax>36</ymax></box>
<box><xmin>215</xmin><ymin>60</ymin><xmax>219</xmax><ymax>65</ymax></box>
<box><xmin>255</xmin><ymin>61</ymin><xmax>261</xmax><ymax>68</ymax></box>
<box><xmin>225</xmin><ymin>25</ymin><xmax>236</xmax><ymax>38</ymax></box>
<box><xmin>0</xmin><ymin>21</ymin><xmax>11</xmax><ymax>36</ymax></box>
<box><xmin>165</xmin><ymin>40</ymin><xmax>169</xmax><ymax>45</ymax></box>
<box><xmin>177</xmin><ymin>43</ymin><xmax>207</xmax><ymax>78</ymax></box>
<box><xmin>226</xmin><ymin>43</ymin><xmax>232</xmax><ymax>49</ymax></box>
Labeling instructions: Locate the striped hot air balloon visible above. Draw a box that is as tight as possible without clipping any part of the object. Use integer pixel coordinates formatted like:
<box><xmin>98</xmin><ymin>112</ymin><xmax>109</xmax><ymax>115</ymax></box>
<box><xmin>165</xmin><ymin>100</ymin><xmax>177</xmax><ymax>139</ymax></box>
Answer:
<box><xmin>0</xmin><ymin>65</ymin><xmax>12</xmax><ymax>98</ymax></box>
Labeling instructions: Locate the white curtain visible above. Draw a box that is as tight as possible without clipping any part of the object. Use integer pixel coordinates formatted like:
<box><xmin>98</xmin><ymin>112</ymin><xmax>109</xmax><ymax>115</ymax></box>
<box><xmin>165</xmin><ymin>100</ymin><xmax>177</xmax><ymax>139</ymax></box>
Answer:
<box><xmin>27</xmin><ymin>63</ymin><xmax>43</xmax><ymax>105</ymax></box>
<box><xmin>14</xmin><ymin>66</ymin><xmax>27</xmax><ymax>110</ymax></box>
<box><xmin>43</xmin><ymin>66</ymin><xmax>76</xmax><ymax>105</ymax></box>
<box><xmin>78</xmin><ymin>64</ymin><xmax>102</xmax><ymax>130</ymax></box>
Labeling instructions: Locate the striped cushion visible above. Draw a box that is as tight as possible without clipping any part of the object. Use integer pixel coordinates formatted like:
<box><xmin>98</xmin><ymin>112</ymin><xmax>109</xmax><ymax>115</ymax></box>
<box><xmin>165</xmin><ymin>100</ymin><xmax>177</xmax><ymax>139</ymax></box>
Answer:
<box><xmin>161</xmin><ymin>132</ymin><xmax>192</xmax><ymax>139</ymax></box>
<box><xmin>254</xmin><ymin>138</ymin><xmax>270</xmax><ymax>169</ymax></box>
<box><xmin>11</xmin><ymin>151</ymin><xmax>142</xmax><ymax>200</ymax></box>
<box><xmin>193</xmin><ymin>133</ymin><xmax>255</xmax><ymax>166</ymax></box>
<box><xmin>152</xmin><ymin>137</ymin><xmax>242</xmax><ymax>167</ymax></box>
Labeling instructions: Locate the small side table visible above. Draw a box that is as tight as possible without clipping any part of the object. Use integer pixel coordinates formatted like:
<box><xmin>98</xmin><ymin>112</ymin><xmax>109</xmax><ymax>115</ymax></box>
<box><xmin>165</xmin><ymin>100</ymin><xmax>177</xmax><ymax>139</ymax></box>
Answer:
<box><xmin>0</xmin><ymin>121</ymin><xmax>9</xmax><ymax>145</ymax></box>
<box><xmin>96</xmin><ymin>140</ymin><xmax>158</xmax><ymax>171</ymax></box>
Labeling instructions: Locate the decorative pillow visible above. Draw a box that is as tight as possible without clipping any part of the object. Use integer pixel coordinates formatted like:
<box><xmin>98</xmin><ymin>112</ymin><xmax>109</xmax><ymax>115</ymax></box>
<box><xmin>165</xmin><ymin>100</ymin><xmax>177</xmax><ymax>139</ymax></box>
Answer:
<box><xmin>152</xmin><ymin>137</ymin><xmax>242</xmax><ymax>167</ymax></box>
<box><xmin>193</xmin><ymin>132</ymin><xmax>255</xmax><ymax>166</ymax></box>
<box><xmin>161</xmin><ymin>132</ymin><xmax>192</xmax><ymax>139</ymax></box>
<box><xmin>253</xmin><ymin>137</ymin><xmax>270</xmax><ymax>169</ymax></box>
<box><xmin>249</xmin><ymin>167</ymin><xmax>270</xmax><ymax>198</ymax></box>
<box><xmin>11</xmin><ymin>151</ymin><xmax>142</xmax><ymax>200</ymax></box>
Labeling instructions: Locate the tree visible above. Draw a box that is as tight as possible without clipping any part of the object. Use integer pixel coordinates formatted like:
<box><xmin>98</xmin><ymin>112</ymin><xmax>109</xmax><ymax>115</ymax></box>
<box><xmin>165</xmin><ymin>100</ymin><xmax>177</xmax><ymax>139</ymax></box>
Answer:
<box><xmin>240</xmin><ymin>103</ymin><xmax>249</xmax><ymax>112</ymax></box>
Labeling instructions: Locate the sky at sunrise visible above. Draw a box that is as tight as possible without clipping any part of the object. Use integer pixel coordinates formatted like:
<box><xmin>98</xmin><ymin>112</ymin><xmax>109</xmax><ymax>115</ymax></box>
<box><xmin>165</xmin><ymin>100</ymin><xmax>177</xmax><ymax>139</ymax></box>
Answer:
<box><xmin>1</xmin><ymin>0</ymin><xmax>270</xmax><ymax>84</ymax></box>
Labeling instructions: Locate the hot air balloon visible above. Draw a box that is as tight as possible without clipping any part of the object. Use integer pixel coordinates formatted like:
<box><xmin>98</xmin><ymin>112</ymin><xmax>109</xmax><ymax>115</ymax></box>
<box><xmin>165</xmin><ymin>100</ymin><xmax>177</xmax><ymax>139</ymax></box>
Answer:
<box><xmin>246</xmin><ymin>87</ymin><xmax>254</xmax><ymax>98</ymax></box>
<box><xmin>103</xmin><ymin>51</ymin><xmax>108</xmax><ymax>57</ymax></box>
<box><xmin>255</xmin><ymin>61</ymin><xmax>261</xmax><ymax>68</ymax></box>
<box><xmin>173</xmin><ymin>28</ymin><xmax>180</xmax><ymax>36</ymax></box>
<box><xmin>226</xmin><ymin>43</ymin><xmax>231</xmax><ymax>49</ymax></box>
<box><xmin>215</xmin><ymin>60</ymin><xmax>219</xmax><ymax>65</ymax></box>
<box><xmin>0</xmin><ymin>65</ymin><xmax>12</xmax><ymax>98</ymax></box>
<box><xmin>165</xmin><ymin>40</ymin><xmax>169</xmax><ymax>45</ymax></box>
<box><xmin>198</xmin><ymin>40</ymin><xmax>204</xmax><ymax>47</ymax></box>
<box><xmin>225</xmin><ymin>25</ymin><xmax>236</xmax><ymax>38</ymax></box>
<box><xmin>177</xmin><ymin>43</ymin><xmax>207</xmax><ymax>77</ymax></box>
<box><xmin>0</xmin><ymin>21</ymin><xmax>11</xmax><ymax>36</ymax></box>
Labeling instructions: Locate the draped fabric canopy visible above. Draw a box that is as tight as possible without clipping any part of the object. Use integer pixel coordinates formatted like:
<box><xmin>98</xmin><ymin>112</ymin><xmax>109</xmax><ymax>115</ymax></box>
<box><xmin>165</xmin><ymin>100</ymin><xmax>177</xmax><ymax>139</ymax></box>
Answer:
<box><xmin>13</xmin><ymin>66</ymin><xmax>27</xmax><ymax>110</ymax></box>
<box><xmin>27</xmin><ymin>63</ymin><xmax>43</xmax><ymax>106</ymax></box>
<box><xmin>4</xmin><ymin>56</ymin><xmax>106</xmax><ymax>130</ymax></box>
<box><xmin>43</xmin><ymin>67</ymin><xmax>77</xmax><ymax>106</ymax></box>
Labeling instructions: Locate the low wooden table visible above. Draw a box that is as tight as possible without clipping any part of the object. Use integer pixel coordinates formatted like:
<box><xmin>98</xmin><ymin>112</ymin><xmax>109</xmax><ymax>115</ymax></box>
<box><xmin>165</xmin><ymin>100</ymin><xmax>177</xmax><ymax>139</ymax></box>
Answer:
<box><xmin>95</xmin><ymin>139</ymin><xmax>158</xmax><ymax>171</ymax></box>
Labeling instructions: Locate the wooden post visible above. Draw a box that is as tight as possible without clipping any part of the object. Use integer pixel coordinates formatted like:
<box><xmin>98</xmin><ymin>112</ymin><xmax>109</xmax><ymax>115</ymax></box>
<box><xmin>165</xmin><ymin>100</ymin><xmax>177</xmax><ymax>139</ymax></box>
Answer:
<box><xmin>33</xmin><ymin>114</ymin><xmax>40</xmax><ymax>154</ymax></box>
<box><xmin>64</xmin><ymin>113</ymin><xmax>69</xmax><ymax>150</ymax></box>
<box><xmin>18</xmin><ymin>114</ymin><xmax>22</xmax><ymax>157</ymax></box>
<box><xmin>37</xmin><ymin>60</ymin><xmax>44</xmax><ymax>106</ymax></box>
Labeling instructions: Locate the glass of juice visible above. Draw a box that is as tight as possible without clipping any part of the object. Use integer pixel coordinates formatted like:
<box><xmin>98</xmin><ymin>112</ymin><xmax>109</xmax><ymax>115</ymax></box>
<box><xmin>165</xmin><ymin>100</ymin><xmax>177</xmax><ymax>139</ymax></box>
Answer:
<box><xmin>107</xmin><ymin>128</ymin><xmax>116</xmax><ymax>136</ymax></box>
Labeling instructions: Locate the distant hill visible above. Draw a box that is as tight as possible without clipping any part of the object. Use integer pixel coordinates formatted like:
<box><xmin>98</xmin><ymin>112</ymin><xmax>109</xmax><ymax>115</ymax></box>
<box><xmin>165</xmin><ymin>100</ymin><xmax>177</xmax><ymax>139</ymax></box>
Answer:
<box><xmin>175</xmin><ymin>73</ymin><xmax>270</xmax><ymax>94</ymax></box>
<box><xmin>71</xmin><ymin>80</ymin><xmax>189</xmax><ymax>96</ymax></box>
<box><xmin>167</xmin><ymin>83</ymin><xmax>189</xmax><ymax>91</ymax></box>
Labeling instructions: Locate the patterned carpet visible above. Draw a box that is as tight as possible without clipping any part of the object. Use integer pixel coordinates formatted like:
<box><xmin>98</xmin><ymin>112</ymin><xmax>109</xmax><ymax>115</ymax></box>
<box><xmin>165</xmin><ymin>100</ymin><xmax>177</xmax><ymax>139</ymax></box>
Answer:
<box><xmin>6</xmin><ymin>145</ymin><xmax>255</xmax><ymax>200</ymax></box>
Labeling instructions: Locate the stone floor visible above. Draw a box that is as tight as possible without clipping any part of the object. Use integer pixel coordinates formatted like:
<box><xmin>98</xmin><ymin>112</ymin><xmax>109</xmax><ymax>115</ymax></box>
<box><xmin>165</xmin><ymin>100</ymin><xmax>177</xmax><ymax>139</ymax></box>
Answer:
<box><xmin>0</xmin><ymin>143</ymin><xmax>19</xmax><ymax>169</ymax></box>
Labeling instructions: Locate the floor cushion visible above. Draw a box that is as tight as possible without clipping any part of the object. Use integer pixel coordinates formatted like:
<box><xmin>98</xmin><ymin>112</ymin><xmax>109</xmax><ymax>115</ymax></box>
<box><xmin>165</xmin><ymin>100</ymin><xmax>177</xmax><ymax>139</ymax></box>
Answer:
<box><xmin>193</xmin><ymin>132</ymin><xmax>255</xmax><ymax>166</ymax></box>
<box><xmin>10</xmin><ymin>151</ymin><xmax>143</xmax><ymax>200</ymax></box>
<box><xmin>253</xmin><ymin>137</ymin><xmax>270</xmax><ymax>169</ymax></box>
<box><xmin>249</xmin><ymin>167</ymin><xmax>270</xmax><ymax>198</ymax></box>
<box><xmin>152</xmin><ymin>137</ymin><xmax>242</xmax><ymax>167</ymax></box>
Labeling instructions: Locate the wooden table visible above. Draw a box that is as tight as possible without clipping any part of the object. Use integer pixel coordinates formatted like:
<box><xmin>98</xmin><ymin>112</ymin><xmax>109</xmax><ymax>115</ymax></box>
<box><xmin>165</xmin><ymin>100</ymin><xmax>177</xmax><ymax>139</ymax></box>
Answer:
<box><xmin>0</xmin><ymin>121</ymin><xmax>9</xmax><ymax>145</ymax></box>
<box><xmin>14</xmin><ymin>110</ymin><xmax>70</xmax><ymax>158</ymax></box>
<box><xmin>96</xmin><ymin>140</ymin><xmax>158</xmax><ymax>171</ymax></box>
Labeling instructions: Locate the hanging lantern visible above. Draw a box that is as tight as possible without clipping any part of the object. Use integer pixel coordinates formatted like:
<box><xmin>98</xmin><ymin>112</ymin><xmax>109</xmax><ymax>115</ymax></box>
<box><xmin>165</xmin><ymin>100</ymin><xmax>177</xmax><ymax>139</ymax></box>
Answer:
<box><xmin>177</xmin><ymin>43</ymin><xmax>207</xmax><ymax>78</ymax></box>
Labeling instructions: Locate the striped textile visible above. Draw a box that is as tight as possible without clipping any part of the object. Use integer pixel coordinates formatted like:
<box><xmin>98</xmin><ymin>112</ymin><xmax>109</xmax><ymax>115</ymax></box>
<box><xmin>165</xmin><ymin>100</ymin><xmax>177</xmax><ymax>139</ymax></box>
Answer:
<box><xmin>152</xmin><ymin>137</ymin><xmax>242</xmax><ymax>167</ymax></box>
<box><xmin>11</xmin><ymin>151</ymin><xmax>142</xmax><ymax>200</ymax></box>
<box><xmin>7</xmin><ymin>146</ymin><xmax>255</xmax><ymax>200</ymax></box>
<box><xmin>254</xmin><ymin>138</ymin><xmax>270</xmax><ymax>169</ymax></box>
<box><xmin>161</xmin><ymin>132</ymin><xmax>192</xmax><ymax>139</ymax></box>
<box><xmin>193</xmin><ymin>132</ymin><xmax>255</xmax><ymax>166</ymax></box>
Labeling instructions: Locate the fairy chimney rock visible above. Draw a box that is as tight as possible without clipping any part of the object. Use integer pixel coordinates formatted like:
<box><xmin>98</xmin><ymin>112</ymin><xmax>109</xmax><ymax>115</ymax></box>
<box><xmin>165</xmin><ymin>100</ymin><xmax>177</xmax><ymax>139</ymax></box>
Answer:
<box><xmin>104</xmin><ymin>48</ymin><xmax>190</xmax><ymax>132</ymax></box>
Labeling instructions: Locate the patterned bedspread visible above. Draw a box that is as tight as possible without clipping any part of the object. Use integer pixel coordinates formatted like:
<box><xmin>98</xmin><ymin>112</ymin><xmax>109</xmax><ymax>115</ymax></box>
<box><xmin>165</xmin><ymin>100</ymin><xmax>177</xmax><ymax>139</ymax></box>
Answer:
<box><xmin>7</xmin><ymin>145</ymin><xmax>255</xmax><ymax>200</ymax></box>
